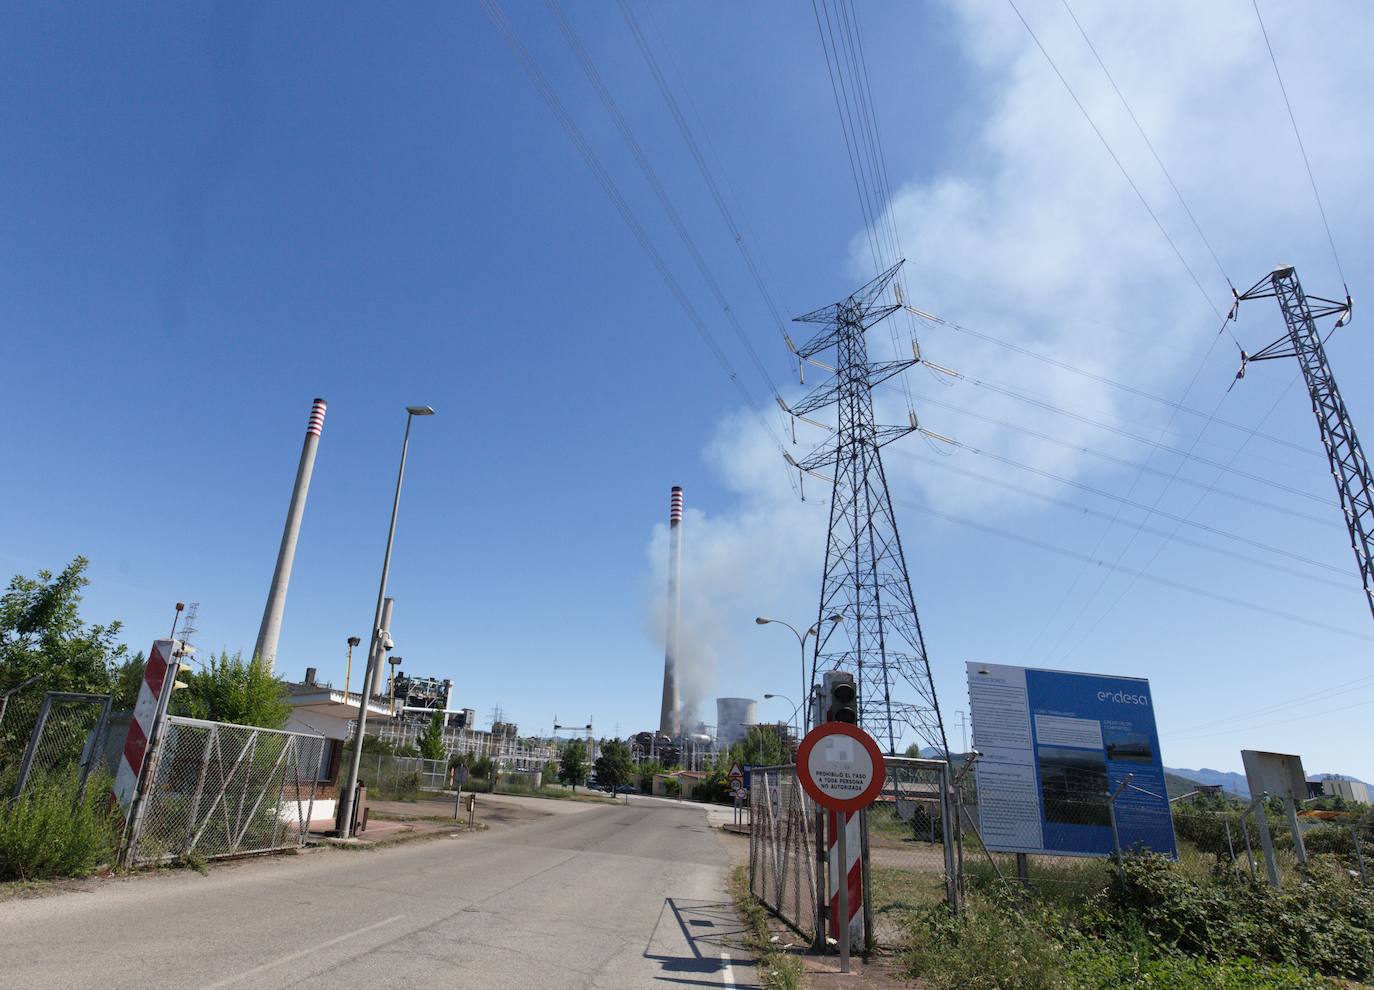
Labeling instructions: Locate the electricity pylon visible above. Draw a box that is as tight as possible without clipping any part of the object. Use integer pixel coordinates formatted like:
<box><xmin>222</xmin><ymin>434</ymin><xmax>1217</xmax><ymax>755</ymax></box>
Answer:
<box><xmin>1234</xmin><ymin>265</ymin><xmax>1371</xmax><ymax>620</ymax></box>
<box><xmin>781</xmin><ymin>261</ymin><xmax>949</xmax><ymax>756</ymax></box>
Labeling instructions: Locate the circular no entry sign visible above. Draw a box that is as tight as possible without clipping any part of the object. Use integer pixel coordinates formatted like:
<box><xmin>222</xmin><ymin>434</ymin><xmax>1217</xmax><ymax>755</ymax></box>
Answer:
<box><xmin>795</xmin><ymin>722</ymin><xmax>886</xmax><ymax>814</ymax></box>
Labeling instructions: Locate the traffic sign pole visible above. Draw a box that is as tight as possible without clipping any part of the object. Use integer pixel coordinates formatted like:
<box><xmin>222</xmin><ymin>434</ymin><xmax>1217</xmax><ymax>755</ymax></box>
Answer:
<box><xmin>837</xmin><ymin>813</ymin><xmax>850</xmax><ymax>972</ymax></box>
<box><xmin>795</xmin><ymin>720</ymin><xmax>886</xmax><ymax>972</ymax></box>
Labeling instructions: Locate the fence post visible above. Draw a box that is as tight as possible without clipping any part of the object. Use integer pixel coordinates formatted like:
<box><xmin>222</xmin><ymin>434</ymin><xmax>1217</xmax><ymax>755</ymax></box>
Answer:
<box><xmin>1106</xmin><ymin>773</ymin><xmax>1133</xmax><ymax>880</ymax></box>
<box><xmin>1283</xmin><ymin>796</ymin><xmax>1309</xmax><ymax>875</ymax></box>
<box><xmin>12</xmin><ymin>693</ymin><xmax>54</xmax><ymax>798</ymax></box>
<box><xmin>814</xmin><ymin>784</ymin><xmax>827</xmax><ymax>952</ymax></box>
<box><xmin>1351</xmin><ymin>826</ymin><xmax>1368</xmax><ymax>889</ymax></box>
<box><xmin>182</xmin><ymin>724</ymin><xmax>218</xmax><ymax>855</ymax></box>
<box><xmin>940</xmin><ymin>762</ymin><xmax>959</xmax><ymax>913</ymax></box>
<box><xmin>1250</xmin><ymin>792</ymin><xmax>1280</xmax><ymax>888</ymax></box>
<box><xmin>1242</xmin><ymin>813</ymin><xmax>1257</xmax><ymax>881</ymax></box>
<box><xmin>77</xmin><ymin>695</ymin><xmax>115</xmax><ymax>801</ymax></box>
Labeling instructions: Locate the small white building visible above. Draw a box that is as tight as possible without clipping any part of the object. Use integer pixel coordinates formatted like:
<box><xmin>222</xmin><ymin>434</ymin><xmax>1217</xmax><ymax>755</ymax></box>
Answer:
<box><xmin>285</xmin><ymin>677</ymin><xmax>391</xmax><ymax>825</ymax></box>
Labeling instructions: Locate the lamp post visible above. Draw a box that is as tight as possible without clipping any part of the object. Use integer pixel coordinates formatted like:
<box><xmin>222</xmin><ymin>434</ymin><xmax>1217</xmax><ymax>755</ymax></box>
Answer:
<box><xmin>343</xmin><ymin>636</ymin><xmax>361</xmax><ymax>700</ymax></box>
<box><xmin>338</xmin><ymin>404</ymin><xmax>435</xmax><ymax>839</ymax></box>
<box><xmin>387</xmin><ymin>656</ymin><xmax>403</xmax><ymax>716</ymax></box>
<box><xmin>762</xmin><ymin>692</ymin><xmax>802</xmax><ymax>739</ymax></box>
<box><xmin>755</xmin><ymin>613</ymin><xmax>843</xmax><ymax>728</ymax></box>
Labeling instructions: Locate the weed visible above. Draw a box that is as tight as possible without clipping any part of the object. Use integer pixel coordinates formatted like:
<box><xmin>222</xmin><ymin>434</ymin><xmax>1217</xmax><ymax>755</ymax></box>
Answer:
<box><xmin>0</xmin><ymin>770</ymin><xmax>119</xmax><ymax>881</ymax></box>
<box><xmin>728</xmin><ymin>865</ymin><xmax>805</xmax><ymax>990</ymax></box>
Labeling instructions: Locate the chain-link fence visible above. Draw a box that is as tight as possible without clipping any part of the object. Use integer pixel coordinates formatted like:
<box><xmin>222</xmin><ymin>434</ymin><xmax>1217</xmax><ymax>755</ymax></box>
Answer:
<box><xmin>863</xmin><ymin>757</ymin><xmax>957</xmax><ymax>941</ymax></box>
<box><xmin>125</xmin><ymin>716</ymin><xmax>326</xmax><ymax>866</ymax></box>
<box><xmin>749</xmin><ymin>757</ymin><xmax>957</xmax><ymax>948</ymax></box>
<box><xmin>0</xmin><ymin>689</ymin><xmax>112</xmax><ymax>799</ymax></box>
<box><xmin>749</xmin><ymin>764</ymin><xmax>820</xmax><ymax>945</ymax></box>
<box><xmin>359</xmin><ymin>754</ymin><xmax>448</xmax><ymax>799</ymax></box>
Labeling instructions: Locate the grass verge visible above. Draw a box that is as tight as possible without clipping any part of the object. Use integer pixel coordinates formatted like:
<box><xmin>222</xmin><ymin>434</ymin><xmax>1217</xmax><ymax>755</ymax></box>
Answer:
<box><xmin>729</xmin><ymin>864</ymin><xmax>806</xmax><ymax>990</ymax></box>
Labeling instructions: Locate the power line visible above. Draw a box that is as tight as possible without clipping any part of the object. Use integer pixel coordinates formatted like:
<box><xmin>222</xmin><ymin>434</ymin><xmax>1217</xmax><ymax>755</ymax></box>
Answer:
<box><xmin>1169</xmin><ymin>693</ymin><xmax>1374</xmax><ymax>742</ymax></box>
<box><xmin>1059</xmin><ymin>0</ymin><xmax>1231</xmax><ymax>289</ymax></box>
<box><xmin>890</xmin><ymin>494</ymin><xmax>1374</xmax><ymax>644</ymax></box>
<box><xmin>1022</xmin><ymin>314</ymin><xmax>1232</xmax><ymax>658</ymax></box>
<box><xmin>902</xmin><ymin>381</ymin><xmax>1335</xmax><ymax>513</ymax></box>
<box><xmin>1251</xmin><ymin>0</ymin><xmax>1347</xmax><ymax>288</ymax></box>
<box><xmin>1056</xmin><ymin>377</ymin><xmax>1308</xmax><ymax>663</ymax></box>
<box><xmin>545</xmin><ymin>0</ymin><xmax>789</xmax><ymax>440</ymax></box>
<box><xmin>891</xmin><ymin>446</ymin><xmax>1354</xmax><ymax>594</ymax></box>
<box><xmin>1005</xmin><ymin>0</ymin><xmax>1231</xmax><ymax>329</ymax></box>
<box><xmin>896</xmin><ymin>433</ymin><xmax>1349</xmax><ymax>578</ymax></box>
<box><xmin>1169</xmin><ymin>671</ymin><xmax>1374</xmax><ymax>739</ymax></box>
<box><xmin>907</xmin><ymin>305</ymin><xmax>1325</xmax><ymax>462</ymax></box>
<box><xmin>480</xmin><ymin>0</ymin><xmax>797</xmax><ymax>493</ymax></box>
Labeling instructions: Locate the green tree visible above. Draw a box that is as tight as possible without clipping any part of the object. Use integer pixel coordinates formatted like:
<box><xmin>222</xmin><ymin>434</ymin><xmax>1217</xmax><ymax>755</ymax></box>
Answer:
<box><xmin>594</xmin><ymin>740</ymin><xmax>636</xmax><ymax>794</ymax></box>
<box><xmin>172</xmin><ymin>650</ymin><xmax>291</xmax><ymax>729</ymax></box>
<box><xmin>0</xmin><ymin>557</ymin><xmax>130</xmax><ymax>695</ymax></box>
<box><xmin>109</xmin><ymin>651</ymin><xmax>146</xmax><ymax>710</ymax></box>
<box><xmin>741</xmin><ymin>724</ymin><xmax>789</xmax><ymax>767</ymax></box>
<box><xmin>418</xmin><ymin>711</ymin><xmax>446</xmax><ymax>761</ymax></box>
<box><xmin>559</xmin><ymin>740</ymin><xmax>588</xmax><ymax>792</ymax></box>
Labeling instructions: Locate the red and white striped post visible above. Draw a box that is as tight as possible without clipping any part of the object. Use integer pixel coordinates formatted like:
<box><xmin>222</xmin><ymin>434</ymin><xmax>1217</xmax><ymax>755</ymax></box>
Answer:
<box><xmin>828</xmin><ymin>810</ymin><xmax>864</xmax><ymax>944</ymax></box>
<box><xmin>114</xmin><ymin>640</ymin><xmax>182</xmax><ymax>859</ymax></box>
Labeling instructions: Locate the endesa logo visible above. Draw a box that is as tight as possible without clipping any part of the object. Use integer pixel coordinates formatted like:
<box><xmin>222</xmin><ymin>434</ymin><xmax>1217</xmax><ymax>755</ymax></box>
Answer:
<box><xmin>1097</xmin><ymin>689</ymin><xmax>1149</xmax><ymax>706</ymax></box>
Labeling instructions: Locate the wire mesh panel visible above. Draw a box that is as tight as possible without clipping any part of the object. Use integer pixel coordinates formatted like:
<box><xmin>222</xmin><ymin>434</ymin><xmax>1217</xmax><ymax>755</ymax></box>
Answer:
<box><xmin>128</xmin><ymin>716</ymin><xmax>325</xmax><ymax>865</ymax></box>
<box><xmin>1</xmin><ymin>691</ymin><xmax>111</xmax><ymax>798</ymax></box>
<box><xmin>0</xmin><ymin>687</ymin><xmax>47</xmax><ymax>780</ymax></box>
<box><xmin>748</xmin><ymin>765</ymin><xmax>818</xmax><ymax>944</ymax></box>
<box><xmin>866</xmin><ymin>757</ymin><xmax>956</xmax><ymax>943</ymax></box>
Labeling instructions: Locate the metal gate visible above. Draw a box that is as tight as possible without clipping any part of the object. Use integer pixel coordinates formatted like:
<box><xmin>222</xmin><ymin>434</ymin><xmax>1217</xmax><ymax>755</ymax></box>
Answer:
<box><xmin>749</xmin><ymin>764</ymin><xmax>820</xmax><ymax>944</ymax></box>
<box><xmin>749</xmin><ymin>757</ymin><xmax>958</xmax><ymax>948</ymax></box>
<box><xmin>125</xmin><ymin>716</ymin><xmax>325</xmax><ymax>865</ymax></box>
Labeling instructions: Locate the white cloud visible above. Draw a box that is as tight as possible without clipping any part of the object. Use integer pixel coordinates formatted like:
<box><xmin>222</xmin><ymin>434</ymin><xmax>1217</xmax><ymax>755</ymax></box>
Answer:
<box><xmin>645</xmin><ymin>0</ymin><xmax>1374</xmax><ymax>724</ymax></box>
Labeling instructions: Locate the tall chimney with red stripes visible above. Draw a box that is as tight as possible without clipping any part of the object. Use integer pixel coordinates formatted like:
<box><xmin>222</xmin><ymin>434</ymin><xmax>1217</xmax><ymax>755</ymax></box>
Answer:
<box><xmin>658</xmin><ymin>486</ymin><xmax>684</xmax><ymax>738</ymax></box>
<box><xmin>253</xmin><ymin>398</ymin><xmax>327</xmax><ymax>672</ymax></box>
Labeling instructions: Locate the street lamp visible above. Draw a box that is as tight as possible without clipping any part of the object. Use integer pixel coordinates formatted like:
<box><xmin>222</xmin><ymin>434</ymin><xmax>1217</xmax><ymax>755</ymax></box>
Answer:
<box><xmin>762</xmin><ymin>692</ymin><xmax>802</xmax><ymax>739</ymax></box>
<box><xmin>343</xmin><ymin>636</ymin><xmax>361</xmax><ymax>700</ymax></box>
<box><xmin>338</xmin><ymin>404</ymin><xmax>435</xmax><ymax>839</ymax></box>
<box><xmin>387</xmin><ymin>656</ymin><xmax>404</xmax><ymax>715</ymax></box>
<box><xmin>755</xmin><ymin>614</ymin><xmax>844</xmax><ymax>729</ymax></box>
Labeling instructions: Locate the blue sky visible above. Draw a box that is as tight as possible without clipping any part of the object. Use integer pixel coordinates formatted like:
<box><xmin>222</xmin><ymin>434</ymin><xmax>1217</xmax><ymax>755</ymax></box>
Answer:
<box><xmin>3</xmin><ymin>2</ymin><xmax>1372</xmax><ymax>779</ymax></box>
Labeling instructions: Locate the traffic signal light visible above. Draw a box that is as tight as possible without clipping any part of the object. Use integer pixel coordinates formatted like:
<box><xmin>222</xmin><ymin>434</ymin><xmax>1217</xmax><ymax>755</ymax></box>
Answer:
<box><xmin>821</xmin><ymin>670</ymin><xmax>857</xmax><ymax>724</ymax></box>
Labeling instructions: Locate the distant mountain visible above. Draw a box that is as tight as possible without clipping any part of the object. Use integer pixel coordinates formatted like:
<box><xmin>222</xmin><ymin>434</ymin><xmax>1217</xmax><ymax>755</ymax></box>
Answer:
<box><xmin>1164</xmin><ymin>767</ymin><xmax>1250</xmax><ymax>798</ymax></box>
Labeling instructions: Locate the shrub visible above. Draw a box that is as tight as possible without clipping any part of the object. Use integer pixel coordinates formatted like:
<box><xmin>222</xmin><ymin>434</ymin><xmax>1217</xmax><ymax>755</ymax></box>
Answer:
<box><xmin>901</xmin><ymin>900</ymin><xmax>1068</xmax><ymax>990</ymax></box>
<box><xmin>0</xmin><ymin>770</ymin><xmax>119</xmax><ymax>880</ymax></box>
<box><xmin>1098</xmin><ymin>853</ymin><xmax>1374</xmax><ymax>981</ymax></box>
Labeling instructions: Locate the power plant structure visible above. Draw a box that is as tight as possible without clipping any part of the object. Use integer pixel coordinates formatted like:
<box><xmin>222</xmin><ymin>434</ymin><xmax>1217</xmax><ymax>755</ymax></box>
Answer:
<box><xmin>658</xmin><ymin>486</ymin><xmax>684</xmax><ymax>738</ymax></box>
<box><xmin>715</xmin><ymin>697</ymin><xmax>756</xmax><ymax>748</ymax></box>
<box><xmin>253</xmin><ymin>397</ymin><xmax>327</xmax><ymax>672</ymax></box>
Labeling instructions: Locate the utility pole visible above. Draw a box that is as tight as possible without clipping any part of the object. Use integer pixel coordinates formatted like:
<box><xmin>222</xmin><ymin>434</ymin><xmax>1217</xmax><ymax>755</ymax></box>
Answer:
<box><xmin>780</xmin><ymin>261</ymin><xmax>950</xmax><ymax>756</ymax></box>
<box><xmin>1235</xmin><ymin>266</ymin><xmax>1370</xmax><ymax>620</ymax></box>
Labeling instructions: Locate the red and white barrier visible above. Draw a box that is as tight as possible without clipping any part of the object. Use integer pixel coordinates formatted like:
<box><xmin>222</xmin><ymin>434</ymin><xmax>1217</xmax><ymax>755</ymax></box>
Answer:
<box><xmin>113</xmin><ymin>639</ymin><xmax>181</xmax><ymax>811</ymax></box>
<box><xmin>828</xmin><ymin>810</ymin><xmax>863</xmax><ymax>942</ymax></box>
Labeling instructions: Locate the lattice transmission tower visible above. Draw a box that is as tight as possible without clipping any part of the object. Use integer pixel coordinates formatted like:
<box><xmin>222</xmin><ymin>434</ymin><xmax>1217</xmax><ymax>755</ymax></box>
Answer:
<box><xmin>1234</xmin><ymin>265</ymin><xmax>1371</xmax><ymax>620</ymax></box>
<box><xmin>781</xmin><ymin>261</ymin><xmax>949</xmax><ymax>756</ymax></box>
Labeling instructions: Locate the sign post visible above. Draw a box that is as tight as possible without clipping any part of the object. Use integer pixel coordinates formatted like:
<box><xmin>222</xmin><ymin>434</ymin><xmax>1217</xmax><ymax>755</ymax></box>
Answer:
<box><xmin>795</xmin><ymin>722</ymin><xmax>886</xmax><ymax>974</ymax></box>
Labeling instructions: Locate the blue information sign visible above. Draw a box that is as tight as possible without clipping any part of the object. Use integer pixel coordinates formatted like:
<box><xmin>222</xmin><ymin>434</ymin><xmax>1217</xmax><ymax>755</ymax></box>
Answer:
<box><xmin>966</xmin><ymin>662</ymin><xmax>1177</xmax><ymax>859</ymax></box>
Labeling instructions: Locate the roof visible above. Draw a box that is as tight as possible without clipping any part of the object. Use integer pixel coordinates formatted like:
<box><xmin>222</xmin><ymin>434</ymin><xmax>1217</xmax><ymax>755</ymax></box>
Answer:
<box><xmin>286</xmin><ymin>683</ymin><xmax>390</xmax><ymax>720</ymax></box>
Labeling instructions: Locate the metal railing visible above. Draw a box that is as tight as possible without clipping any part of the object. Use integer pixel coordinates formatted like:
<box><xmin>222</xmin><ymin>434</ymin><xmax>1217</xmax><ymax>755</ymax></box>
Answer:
<box><xmin>124</xmin><ymin>716</ymin><xmax>326</xmax><ymax>866</ymax></box>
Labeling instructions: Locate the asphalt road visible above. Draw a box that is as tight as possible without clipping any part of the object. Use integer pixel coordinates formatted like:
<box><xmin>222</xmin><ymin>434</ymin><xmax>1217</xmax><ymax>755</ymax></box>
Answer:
<box><xmin>0</xmin><ymin>799</ymin><xmax>759</xmax><ymax>989</ymax></box>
